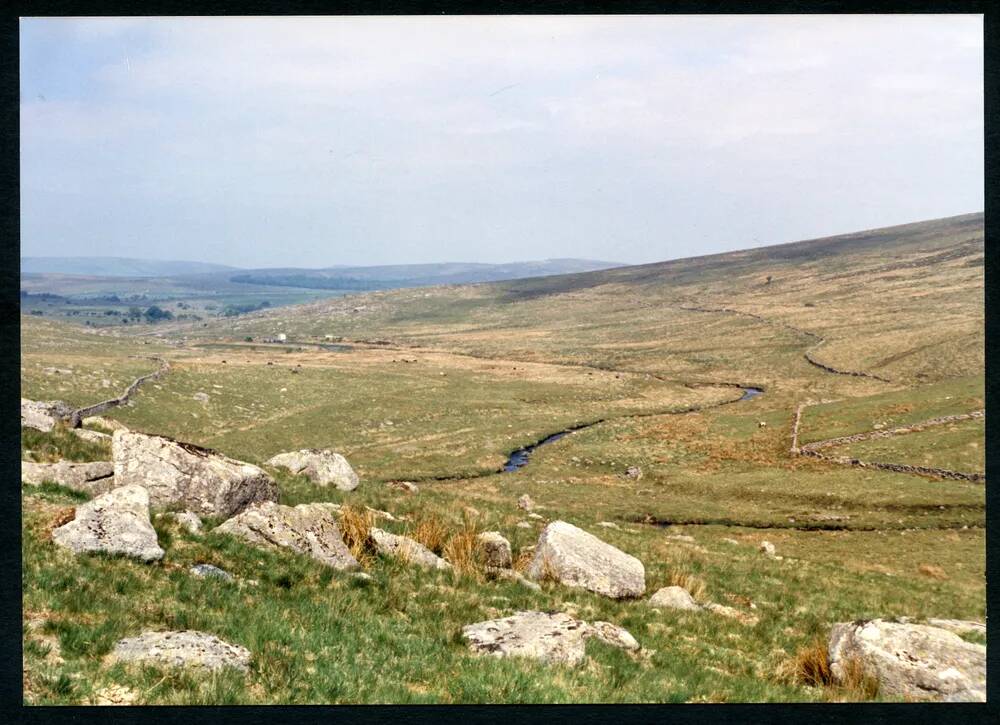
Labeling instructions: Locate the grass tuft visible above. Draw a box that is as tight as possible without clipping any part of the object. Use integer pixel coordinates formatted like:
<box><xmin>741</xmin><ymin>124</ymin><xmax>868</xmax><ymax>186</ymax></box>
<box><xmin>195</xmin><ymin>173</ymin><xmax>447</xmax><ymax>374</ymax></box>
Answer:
<box><xmin>408</xmin><ymin>513</ymin><xmax>450</xmax><ymax>556</ymax></box>
<box><xmin>338</xmin><ymin>505</ymin><xmax>376</xmax><ymax>565</ymax></box>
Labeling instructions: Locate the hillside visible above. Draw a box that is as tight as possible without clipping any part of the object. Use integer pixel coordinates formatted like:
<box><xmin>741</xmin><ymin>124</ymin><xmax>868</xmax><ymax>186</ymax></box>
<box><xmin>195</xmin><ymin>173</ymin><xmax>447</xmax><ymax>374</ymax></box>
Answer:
<box><xmin>21</xmin><ymin>257</ymin><xmax>239</xmax><ymax>277</ymax></box>
<box><xmin>20</xmin><ymin>212</ymin><xmax>984</xmax><ymax>704</ymax></box>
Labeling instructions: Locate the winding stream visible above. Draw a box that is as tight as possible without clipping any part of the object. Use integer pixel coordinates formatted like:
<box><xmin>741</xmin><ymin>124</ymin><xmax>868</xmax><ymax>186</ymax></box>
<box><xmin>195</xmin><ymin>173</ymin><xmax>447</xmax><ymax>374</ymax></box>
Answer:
<box><xmin>499</xmin><ymin>386</ymin><xmax>764</xmax><ymax>473</ymax></box>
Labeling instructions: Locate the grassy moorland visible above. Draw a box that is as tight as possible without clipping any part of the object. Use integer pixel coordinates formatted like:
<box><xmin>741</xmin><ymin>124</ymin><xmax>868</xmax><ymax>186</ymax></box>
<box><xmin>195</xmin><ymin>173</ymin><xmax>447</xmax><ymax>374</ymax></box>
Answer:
<box><xmin>21</xmin><ymin>213</ymin><xmax>984</xmax><ymax>704</ymax></box>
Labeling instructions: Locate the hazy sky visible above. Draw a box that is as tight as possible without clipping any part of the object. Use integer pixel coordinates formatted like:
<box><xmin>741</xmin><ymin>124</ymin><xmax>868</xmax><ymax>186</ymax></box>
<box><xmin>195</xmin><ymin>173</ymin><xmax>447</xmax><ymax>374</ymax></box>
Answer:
<box><xmin>21</xmin><ymin>15</ymin><xmax>983</xmax><ymax>268</ymax></box>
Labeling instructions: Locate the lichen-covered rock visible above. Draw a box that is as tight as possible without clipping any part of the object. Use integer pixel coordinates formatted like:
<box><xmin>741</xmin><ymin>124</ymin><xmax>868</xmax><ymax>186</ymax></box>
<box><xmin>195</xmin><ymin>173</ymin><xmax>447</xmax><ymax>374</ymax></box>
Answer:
<box><xmin>190</xmin><ymin>563</ymin><xmax>232</xmax><ymax>581</ymax></box>
<box><xmin>589</xmin><ymin>621</ymin><xmax>640</xmax><ymax>651</ymax></box>
<box><xmin>477</xmin><ymin>531</ymin><xmax>512</xmax><ymax>569</ymax></box>
<box><xmin>72</xmin><ymin>428</ymin><xmax>111</xmax><ymax>444</ymax></box>
<box><xmin>51</xmin><ymin>485</ymin><xmax>164</xmax><ymax>562</ymax></box>
<box><xmin>759</xmin><ymin>540</ymin><xmax>776</xmax><ymax>557</ymax></box>
<box><xmin>828</xmin><ymin>619</ymin><xmax>986</xmax><ymax>702</ymax></box>
<box><xmin>21</xmin><ymin>398</ymin><xmax>73</xmax><ymax>432</ymax></box>
<box><xmin>21</xmin><ymin>460</ymin><xmax>115</xmax><ymax>496</ymax></box>
<box><xmin>517</xmin><ymin>494</ymin><xmax>535</xmax><ymax>511</ymax></box>
<box><xmin>110</xmin><ymin>631</ymin><xmax>251</xmax><ymax>672</ymax></box>
<box><xmin>265</xmin><ymin>449</ymin><xmax>359</xmax><ymax>491</ymax></box>
<box><xmin>112</xmin><ymin>431</ymin><xmax>278</xmax><ymax>518</ymax></box>
<box><xmin>387</xmin><ymin>480</ymin><xmax>419</xmax><ymax>494</ymax></box>
<box><xmin>526</xmin><ymin>520</ymin><xmax>645</xmax><ymax>599</ymax></box>
<box><xmin>173</xmin><ymin>511</ymin><xmax>203</xmax><ymax>535</ymax></box>
<box><xmin>214</xmin><ymin>501</ymin><xmax>359</xmax><ymax>571</ymax></box>
<box><xmin>83</xmin><ymin>416</ymin><xmax>128</xmax><ymax>432</ymax></box>
<box><xmin>648</xmin><ymin>586</ymin><xmax>701</xmax><ymax>611</ymax></box>
<box><xmin>462</xmin><ymin>611</ymin><xmax>638</xmax><ymax>666</ymax></box>
<box><xmin>369</xmin><ymin>528</ymin><xmax>451</xmax><ymax>571</ymax></box>
<box><xmin>925</xmin><ymin>619</ymin><xmax>985</xmax><ymax>637</ymax></box>
<box><xmin>703</xmin><ymin>602</ymin><xmax>759</xmax><ymax>626</ymax></box>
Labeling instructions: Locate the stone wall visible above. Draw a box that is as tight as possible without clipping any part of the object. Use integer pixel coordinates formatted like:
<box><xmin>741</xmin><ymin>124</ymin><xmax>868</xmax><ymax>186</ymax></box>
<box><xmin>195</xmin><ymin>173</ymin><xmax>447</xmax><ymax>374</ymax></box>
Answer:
<box><xmin>70</xmin><ymin>357</ymin><xmax>170</xmax><ymax>427</ymax></box>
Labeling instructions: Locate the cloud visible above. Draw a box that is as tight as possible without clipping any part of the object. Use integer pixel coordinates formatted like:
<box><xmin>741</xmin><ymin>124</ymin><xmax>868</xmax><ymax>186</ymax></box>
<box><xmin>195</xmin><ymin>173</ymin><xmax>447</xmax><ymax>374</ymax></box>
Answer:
<box><xmin>20</xmin><ymin>15</ymin><xmax>983</xmax><ymax>266</ymax></box>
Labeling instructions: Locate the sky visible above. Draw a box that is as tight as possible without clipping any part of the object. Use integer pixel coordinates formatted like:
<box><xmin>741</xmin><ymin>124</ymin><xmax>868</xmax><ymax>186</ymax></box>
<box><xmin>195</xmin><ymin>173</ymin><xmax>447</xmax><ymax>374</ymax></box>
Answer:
<box><xmin>20</xmin><ymin>15</ymin><xmax>984</xmax><ymax>268</ymax></box>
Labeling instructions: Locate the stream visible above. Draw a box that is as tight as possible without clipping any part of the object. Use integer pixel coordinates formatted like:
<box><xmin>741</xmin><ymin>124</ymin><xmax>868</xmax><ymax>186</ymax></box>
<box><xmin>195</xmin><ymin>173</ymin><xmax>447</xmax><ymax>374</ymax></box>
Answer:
<box><xmin>500</xmin><ymin>386</ymin><xmax>764</xmax><ymax>473</ymax></box>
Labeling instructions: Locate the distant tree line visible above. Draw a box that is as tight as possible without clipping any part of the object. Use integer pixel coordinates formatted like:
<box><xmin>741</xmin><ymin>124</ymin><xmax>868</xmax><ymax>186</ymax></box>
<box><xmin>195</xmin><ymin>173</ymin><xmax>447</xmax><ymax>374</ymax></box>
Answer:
<box><xmin>223</xmin><ymin>300</ymin><xmax>271</xmax><ymax>317</ymax></box>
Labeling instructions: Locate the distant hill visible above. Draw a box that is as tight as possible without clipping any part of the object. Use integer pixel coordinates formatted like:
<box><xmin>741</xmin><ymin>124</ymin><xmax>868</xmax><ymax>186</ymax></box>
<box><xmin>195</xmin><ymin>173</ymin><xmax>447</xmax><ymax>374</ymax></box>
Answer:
<box><xmin>21</xmin><ymin>257</ymin><xmax>239</xmax><ymax>277</ymax></box>
<box><xmin>227</xmin><ymin>259</ymin><xmax>624</xmax><ymax>290</ymax></box>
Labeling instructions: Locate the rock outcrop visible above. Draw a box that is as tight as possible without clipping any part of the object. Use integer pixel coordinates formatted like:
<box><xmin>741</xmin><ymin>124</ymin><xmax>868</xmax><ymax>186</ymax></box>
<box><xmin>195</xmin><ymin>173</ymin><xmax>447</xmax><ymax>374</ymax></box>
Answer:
<box><xmin>72</xmin><ymin>428</ymin><xmax>111</xmax><ymax>444</ymax></box>
<box><xmin>477</xmin><ymin>531</ymin><xmax>512</xmax><ymax>569</ymax></box>
<box><xmin>51</xmin><ymin>485</ymin><xmax>164</xmax><ymax>562</ymax></box>
<box><xmin>369</xmin><ymin>528</ymin><xmax>451</xmax><ymax>571</ymax></box>
<box><xmin>21</xmin><ymin>460</ymin><xmax>115</xmax><ymax>496</ymax></box>
<box><xmin>112</xmin><ymin>431</ymin><xmax>278</xmax><ymax>518</ymax></box>
<box><xmin>21</xmin><ymin>398</ymin><xmax>73</xmax><ymax>432</ymax></box>
<box><xmin>214</xmin><ymin>501</ymin><xmax>359</xmax><ymax>571</ymax></box>
<box><xmin>462</xmin><ymin>611</ymin><xmax>638</xmax><ymax>666</ymax></box>
<box><xmin>265</xmin><ymin>449</ymin><xmax>360</xmax><ymax>491</ymax></box>
<box><xmin>110</xmin><ymin>631</ymin><xmax>251</xmax><ymax>672</ymax></box>
<box><xmin>525</xmin><ymin>520</ymin><xmax>645</xmax><ymax>599</ymax></box>
<box><xmin>828</xmin><ymin>619</ymin><xmax>986</xmax><ymax>702</ymax></box>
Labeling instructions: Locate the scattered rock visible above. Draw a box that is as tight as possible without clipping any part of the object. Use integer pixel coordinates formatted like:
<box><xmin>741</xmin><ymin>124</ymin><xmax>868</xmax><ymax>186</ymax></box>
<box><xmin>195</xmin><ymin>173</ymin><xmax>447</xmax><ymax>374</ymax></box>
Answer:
<box><xmin>173</xmin><ymin>511</ymin><xmax>203</xmax><ymax>535</ymax></box>
<box><xmin>83</xmin><ymin>416</ymin><xmax>128</xmax><ymax>432</ymax></box>
<box><xmin>526</xmin><ymin>520</ymin><xmax>645</xmax><ymax>599</ymax></box>
<box><xmin>387</xmin><ymin>481</ymin><xmax>419</xmax><ymax>494</ymax></box>
<box><xmin>527</xmin><ymin>513</ymin><xmax>543</xmax><ymax>521</ymax></box>
<box><xmin>369</xmin><ymin>528</ymin><xmax>451</xmax><ymax>571</ymax></box>
<box><xmin>351</xmin><ymin>572</ymin><xmax>373</xmax><ymax>585</ymax></box>
<box><xmin>596</xmin><ymin>521</ymin><xmax>619</xmax><ymax>530</ymax></box>
<box><xmin>589</xmin><ymin>621</ymin><xmax>641</xmax><ymax>651</ymax></box>
<box><xmin>113</xmin><ymin>431</ymin><xmax>278</xmax><ymax>518</ymax></box>
<box><xmin>624</xmin><ymin>466</ymin><xmax>642</xmax><ymax>480</ymax></box>
<box><xmin>722</xmin><ymin>538</ymin><xmax>740</xmax><ymax>545</ymax></box>
<box><xmin>703</xmin><ymin>602</ymin><xmax>759</xmax><ymax>626</ymax></box>
<box><xmin>51</xmin><ymin>485</ymin><xmax>164</xmax><ymax>562</ymax></box>
<box><xmin>759</xmin><ymin>540</ymin><xmax>776</xmax><ymax>557</ymax></box>
<box><xmin>828</xmin><ymin>619</ymin><xmax>985</xmax><ymax>702</ymax></box>
<box><xmin>110</xmin><ymin>631</ymin><xmax>251</xmax><ymax>673</ymax></box>
<box><xmin>489</xmin><ymin>568</ymin><xmax>542</xmax><ymax>591</ymax></box>
<box><xmin>192</xmin><ymin>392</ymin><xmax>210</xmax><ymax>404</ymax></box>
<box><xmin>265</xmin><ymin>449</ymin><xmax>360</xmax><ymax>491</ymax></box>
<box><xmin>476</xmin><ymin>531</ymin><xmax>513</xmax><ymax>568</ymax></box>
<box><xmin>666</xmin><ymin>534</ymin><xmax>695</xmax><ymax>543</ymax></box>
<box><xmin>215</xmin><ymin>501</ymin><xmax>359</xmax><ymax>571</ymax></box>
<box><xmin>21</xmin><ymin>460</ymin><xmax>115</xmax><ymax>496</ymax></box>
<box><xmin>516</xmin><ymin>521</ymin><xmax>532</xmax><ymax>529</ymax></box>
<box><xmin>648</xmin><ymin>586</ymin><xmax>701</xmax><ymax>611</ymax></box>
<box><xmin>463</xmin><ymin>506</ymin><xmax>480</xmax><ymax>519</ymax></box>
<box><xmin>91</xmin><ymin>684</ymin><xmax>139</xmax><ymax>706</ymax></box>
<box><xmin>21</xmin><ymin>398</ymin><xmax>73</xmax><ymax>432</ymax></box>
<box><xmin>462</xmin><ymin>611</ymin><xmax>638</xmax><ymax>665</ymax></box>
<box><xmin>71</xmin><ymin>428</ymin><xmax>111</xmax><ymax>444</ymax></box>
<box><xmin>190</xmin><ymin>563</ymin><xmax>233</xmax><ymax>581</ymax></box>
<box><xmin>517</xmin><ymin>494</ymin><xmax>535</xmax><ymax>512</ymax></box>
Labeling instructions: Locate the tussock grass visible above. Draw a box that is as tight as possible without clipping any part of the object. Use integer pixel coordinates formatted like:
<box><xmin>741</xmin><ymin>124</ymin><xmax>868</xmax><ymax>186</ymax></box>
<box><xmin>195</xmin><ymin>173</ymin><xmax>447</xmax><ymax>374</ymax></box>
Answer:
<box><xmin>338</xmin><ymin>505</ymin><xmax>376</xmax><ymax>566</ymax></box>
<box><xmin>408</xmin><ymin>513</ymin><xmax>450</xmax><ymax>556</ymax></box>
<box><xmin>667</xmin><ymin>570</ymin><xmax>707</xmax><ymax>600</ymax></box>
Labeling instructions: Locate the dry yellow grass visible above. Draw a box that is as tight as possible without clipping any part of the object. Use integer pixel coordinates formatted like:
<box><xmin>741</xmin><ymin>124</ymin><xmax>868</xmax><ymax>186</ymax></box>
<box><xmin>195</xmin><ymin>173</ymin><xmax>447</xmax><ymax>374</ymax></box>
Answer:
<box><xmin>917</xmin><ymin>563</ymin><xmax>948</xmax><ymax>580</ymax></box>
<box><xmin>338</xmin><ymin>505</ymin><xmax>376</xmax><ymax>565</ymax></box>
<box><xmin>442</xmin><ymin>522</ymin><xmax>482</xmax><ymax>579</ymax></box>
<box><xmin>667</xmin><ymin>569</ymin><xmax>706</xmax><ymax>600</ymax></box>
<box><xmin>408</xmin><ymin>512</ymin><xmax>450</xmax><ymax>555</ymax></box>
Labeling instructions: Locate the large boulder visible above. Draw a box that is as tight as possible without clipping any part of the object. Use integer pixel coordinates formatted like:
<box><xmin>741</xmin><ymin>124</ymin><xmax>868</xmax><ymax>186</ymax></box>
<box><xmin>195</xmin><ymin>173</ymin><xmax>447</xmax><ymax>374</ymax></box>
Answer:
<box><xmin>112</xmin><ymin>431</ymin><xmax>278</xmax><ymax>518</ymax></box>
<box><xmin>828</xmin><ymin>619</ymin><xmax>986</xmax><ymax>702</ymax></box>
<box><xmin>265</xmin><ymin>449</ymin><xmax>359</xmax><ymax>491</ymax></box>
<box><xmin>51</xmin><ymin>485</ymin><xmax>164</xmax><ymax>562</ymax></box>
<box><xmin>21</xmin><ymin>460</ymin><xmax>115</xmax><ymax>496</ymax></box>
<box><xmin>21</xmin><ymin>398</ymin><xmax>74</xmax><ymax>432</ymax></box>
<box><xmin>369</xmin><ymin>528</ymin><xmax>451</xmax><ymax>571</ymax></box>
<box><xmin>214</xmin><ymin>501</ymin><xmax>359</xmax><ymax>571</ymax></box>
<box><xmin>462</xmin><ymin>611</ymin><xmax>638</xmax><ymax>666</ymax></box>
<box><xmin>110</xmin><ymin>631</ymin><xmax>251</xmax><ymax>673</ymax></box>
<box><xmin>525</xmin><ymin>520</ymin><xmax>645</xmax><ymax>599</ymax></box>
